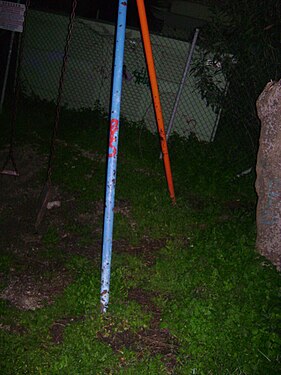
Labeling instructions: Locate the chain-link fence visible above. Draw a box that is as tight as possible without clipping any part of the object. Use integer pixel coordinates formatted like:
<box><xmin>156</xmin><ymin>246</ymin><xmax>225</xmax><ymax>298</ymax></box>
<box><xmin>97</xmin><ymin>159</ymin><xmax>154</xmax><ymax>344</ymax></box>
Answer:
<box><xmin>2</xmin><ymin>2</ymin><xmax>273</xmax><ymax>173</ymax></box>
<box><xmin>20</xmin><ymin>8</ymin><xmax>223</xmax><ymax>141</ymax></box>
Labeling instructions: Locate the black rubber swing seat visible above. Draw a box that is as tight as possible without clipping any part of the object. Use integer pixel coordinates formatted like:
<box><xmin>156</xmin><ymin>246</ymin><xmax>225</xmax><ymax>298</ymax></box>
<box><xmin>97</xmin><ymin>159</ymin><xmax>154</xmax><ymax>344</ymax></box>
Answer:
<box><xmin>0</xmin><ymin>169</ymin><xmax>19</xmax><ymax>177</ymax></box>
<box><xmin>1</xmin><ymin>156</ymin><xmax>19</xmax><ymax>177</ymax></box>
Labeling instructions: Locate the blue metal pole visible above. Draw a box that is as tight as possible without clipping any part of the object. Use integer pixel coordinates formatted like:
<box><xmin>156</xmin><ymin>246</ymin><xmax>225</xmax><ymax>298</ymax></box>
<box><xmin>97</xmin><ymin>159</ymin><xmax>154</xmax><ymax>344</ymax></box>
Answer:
<box><xmin>100</xmin><ymin>0</ymin><xmax>128</xmax><ymax>313</ymax></box>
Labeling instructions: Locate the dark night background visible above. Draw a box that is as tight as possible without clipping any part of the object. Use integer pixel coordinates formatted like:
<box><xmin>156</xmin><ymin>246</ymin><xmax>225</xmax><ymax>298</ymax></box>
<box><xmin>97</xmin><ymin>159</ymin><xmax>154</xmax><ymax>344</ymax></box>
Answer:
<box><xmin>32</xmin><ymin>0</ymin><xmax>160</xmax><ymax>29</ymax></box>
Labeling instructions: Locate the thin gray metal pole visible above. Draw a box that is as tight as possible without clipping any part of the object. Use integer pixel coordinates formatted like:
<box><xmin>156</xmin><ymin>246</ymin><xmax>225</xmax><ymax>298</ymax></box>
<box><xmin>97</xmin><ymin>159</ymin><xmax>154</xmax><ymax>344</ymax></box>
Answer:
<box><xmin>161</xmin><ymin>28</ymin><xmax>199</xmax><ymax>153</ymax></box>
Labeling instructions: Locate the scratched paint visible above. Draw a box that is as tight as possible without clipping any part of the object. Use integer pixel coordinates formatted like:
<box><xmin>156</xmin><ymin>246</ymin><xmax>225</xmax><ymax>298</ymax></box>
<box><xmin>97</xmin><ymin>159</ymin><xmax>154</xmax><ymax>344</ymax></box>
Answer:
<box><xmin>100</xmin><ymin>0</ymin><xmax>128</xmax><ymax>313</ymax></box>
<box><xmin>108</xmin><ymin>119</ymin><xmax>119</xmax><ymax>157</ymax></box>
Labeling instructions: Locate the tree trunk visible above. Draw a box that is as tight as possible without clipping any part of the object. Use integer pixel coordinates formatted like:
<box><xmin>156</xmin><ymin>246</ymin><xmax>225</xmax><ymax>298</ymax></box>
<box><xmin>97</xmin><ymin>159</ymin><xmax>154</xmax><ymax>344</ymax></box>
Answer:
<box><xmin>255</xmin><ymin>79</ymin><xmax>281</xmax><ymax>271</ymax></box>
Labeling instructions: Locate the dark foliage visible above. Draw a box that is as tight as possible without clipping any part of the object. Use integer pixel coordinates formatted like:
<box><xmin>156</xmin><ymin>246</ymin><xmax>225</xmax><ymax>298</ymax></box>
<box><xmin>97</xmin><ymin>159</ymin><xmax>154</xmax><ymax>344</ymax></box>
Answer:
<box><xmin>193</xmin><ymin>0</ymin><xmax>281</xmax><ymax>155</ymax></box>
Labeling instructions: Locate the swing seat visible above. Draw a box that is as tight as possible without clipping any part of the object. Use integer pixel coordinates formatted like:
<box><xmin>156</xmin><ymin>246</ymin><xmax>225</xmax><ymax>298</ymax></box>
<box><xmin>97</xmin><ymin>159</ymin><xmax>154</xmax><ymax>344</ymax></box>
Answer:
<box><xmin>1</xmin><ymin>155</ymin><xmax>19</xmax><ymax>177</ymax></box>
<box><xmin>0</xmin><ymin>169</ymin><xmax>19</xmax><ymax>177</ymax></box>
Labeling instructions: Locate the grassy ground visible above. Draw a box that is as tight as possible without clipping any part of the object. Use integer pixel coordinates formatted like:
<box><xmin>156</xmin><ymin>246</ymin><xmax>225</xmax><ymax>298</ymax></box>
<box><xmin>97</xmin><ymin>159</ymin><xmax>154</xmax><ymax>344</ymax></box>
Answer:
<box><xmin>0</xmin><ymin>100</ymin><xmax>280</xmax><ymax>374</ymax></box>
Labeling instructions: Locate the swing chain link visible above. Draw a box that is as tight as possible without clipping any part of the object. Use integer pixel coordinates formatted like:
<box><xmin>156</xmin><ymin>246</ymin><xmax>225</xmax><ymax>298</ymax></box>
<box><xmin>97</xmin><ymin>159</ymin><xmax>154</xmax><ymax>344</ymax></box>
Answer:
<box><xmin>47</xmin><ymin>0</ymin><xmax>78</xmax><ymax>183</ymax></box>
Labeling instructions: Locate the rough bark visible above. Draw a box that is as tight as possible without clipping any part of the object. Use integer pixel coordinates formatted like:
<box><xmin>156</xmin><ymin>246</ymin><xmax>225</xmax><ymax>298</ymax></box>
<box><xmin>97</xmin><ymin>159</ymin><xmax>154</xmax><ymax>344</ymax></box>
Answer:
<box><xmin>255</xmin><ymin>79</ymin><xmax>281</xmax><ymax>271</ymax></box>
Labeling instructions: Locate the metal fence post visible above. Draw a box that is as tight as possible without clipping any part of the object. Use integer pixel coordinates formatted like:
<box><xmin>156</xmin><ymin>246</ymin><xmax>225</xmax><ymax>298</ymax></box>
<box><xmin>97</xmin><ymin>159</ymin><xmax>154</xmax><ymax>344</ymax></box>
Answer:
<box><xmin>100</xmin><ymin>0</ymin><xmax>128</xmax><ymax>313</ymax></box>
<box><xmin>165</xmin><ymin>28</ymin><xmax>200</xmax><ymax>142</ymax></box>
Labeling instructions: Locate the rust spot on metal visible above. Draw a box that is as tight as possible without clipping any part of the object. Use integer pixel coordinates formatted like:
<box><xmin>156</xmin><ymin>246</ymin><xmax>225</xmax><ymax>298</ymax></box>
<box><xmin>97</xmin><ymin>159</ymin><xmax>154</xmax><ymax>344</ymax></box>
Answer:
<box><xmin>100</xmin><ymin>303</ymin><xmax>105</xmax><ymax>313</ymax></box>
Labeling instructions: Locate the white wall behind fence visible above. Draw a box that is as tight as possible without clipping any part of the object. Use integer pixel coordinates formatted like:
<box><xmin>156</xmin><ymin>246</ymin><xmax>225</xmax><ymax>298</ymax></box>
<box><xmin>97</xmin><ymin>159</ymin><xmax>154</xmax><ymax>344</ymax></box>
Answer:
<box><xmin>22</xmin><ymin>10</ymin><xmax>226</xmax><ymax>142</ymax></box>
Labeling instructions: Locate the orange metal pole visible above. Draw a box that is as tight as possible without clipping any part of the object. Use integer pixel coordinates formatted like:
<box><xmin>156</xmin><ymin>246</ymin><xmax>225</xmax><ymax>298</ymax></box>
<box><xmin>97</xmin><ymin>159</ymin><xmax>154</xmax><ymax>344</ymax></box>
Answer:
<box><xmin>136</xmin><ymin>0</ymin><xmax>176</xmax><ymax>203</ymax></box>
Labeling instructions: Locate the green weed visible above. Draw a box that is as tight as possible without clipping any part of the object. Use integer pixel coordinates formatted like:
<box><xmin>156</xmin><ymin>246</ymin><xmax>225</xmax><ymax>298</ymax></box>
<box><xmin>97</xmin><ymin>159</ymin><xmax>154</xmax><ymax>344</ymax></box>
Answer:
<box><xmin>0</xmin><ymin>102</ymin><xmax>280</xmax><ymax>374</ymax></box>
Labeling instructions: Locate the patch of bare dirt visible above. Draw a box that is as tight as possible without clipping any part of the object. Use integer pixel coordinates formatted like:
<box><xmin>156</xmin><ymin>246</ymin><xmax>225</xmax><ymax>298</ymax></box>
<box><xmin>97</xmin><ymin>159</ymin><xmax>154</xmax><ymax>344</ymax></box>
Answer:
<box><xmin>50</xmin><ymin>316</ymin><xmax>84</xmax><ymax>344</ymax></box>
<box><xmin>0</xmin><ymin>145</ymin><xmax>46</xmax><ymax>246</ymax></box>
<box><xmin>0</xmin><ymin>145</ymin><xmax>101</xmax><ymax>309</ymax></box>
<box><xmin>0</xmin><ymin>144</ymin><xmax>180</xmax><ymax>375</ymax></box>
<box><xmin>48</xmin><ymin>235</ymin><xmax>170</xmax><ymax>270</ymax></box>
<box><xmin>98</xmin><ymin>288</ymin><xmax>179</xmax><ymax>373</ymax></box>
<box><xmin>98</xmin><ymin>327</ymin><xmax>178</xmax><ymax>371</ymax></box>
<box><xmin>128</xmin><ymin>288</ymin><xmax>162</xmax><ymax>329</ymax></box>
<box><xmin>0</xmin><ymin>322</ymin><xmax>27</xmax><ymax>335</ymax></box>
<box><xmin>224</xmin><ymin>199</ymin><xmax>254</xmax><ymax>212</ymax></box>
<box><xmin>0</xmin><ymin>260</ymin><xmax>72</xmax><ymax>310</ymax></box>
<box><xmin>186</xmin><ymin>193</ymin><xmax>206</xmax><ymax>211</ymax></box>
<box><xmin>0</xmin><ymin>145</ymin><xmax>76</xmax><ymax>310</ymax></box>
<box><xmin>114</xmin><ymin>237</ymin><xmax>168</xmax><ymax>266</ymax></box>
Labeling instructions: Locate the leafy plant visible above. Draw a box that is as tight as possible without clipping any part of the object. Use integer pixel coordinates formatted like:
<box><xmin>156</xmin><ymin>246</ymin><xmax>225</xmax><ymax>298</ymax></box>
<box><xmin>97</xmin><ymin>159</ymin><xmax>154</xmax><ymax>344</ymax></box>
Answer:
<box><xmin>193</xmin><ymin>0</ymin><xmax>281</xmax><ymax>156</ymax></box>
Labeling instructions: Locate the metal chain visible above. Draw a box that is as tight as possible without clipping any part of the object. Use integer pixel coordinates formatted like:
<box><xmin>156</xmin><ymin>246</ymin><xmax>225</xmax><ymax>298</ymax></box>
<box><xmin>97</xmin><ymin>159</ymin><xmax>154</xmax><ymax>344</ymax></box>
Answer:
<box><xmin>6</xmin><ymin>0</ymin><xmax>31</xmax><ymax>164</ymax></box>
<box><xmin>47</xmin><ymin>0</ymin><xmax>78</xmax><ymax>183</ymax></box>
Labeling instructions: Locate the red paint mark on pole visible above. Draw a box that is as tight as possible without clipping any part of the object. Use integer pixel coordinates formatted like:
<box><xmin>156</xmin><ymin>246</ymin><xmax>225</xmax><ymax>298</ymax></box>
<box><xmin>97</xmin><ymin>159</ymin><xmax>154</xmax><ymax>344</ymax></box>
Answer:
<box><xmin>108</xmin><ymin>119</ymin><xmax>119</xmax><ymax>158</ymax></box>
